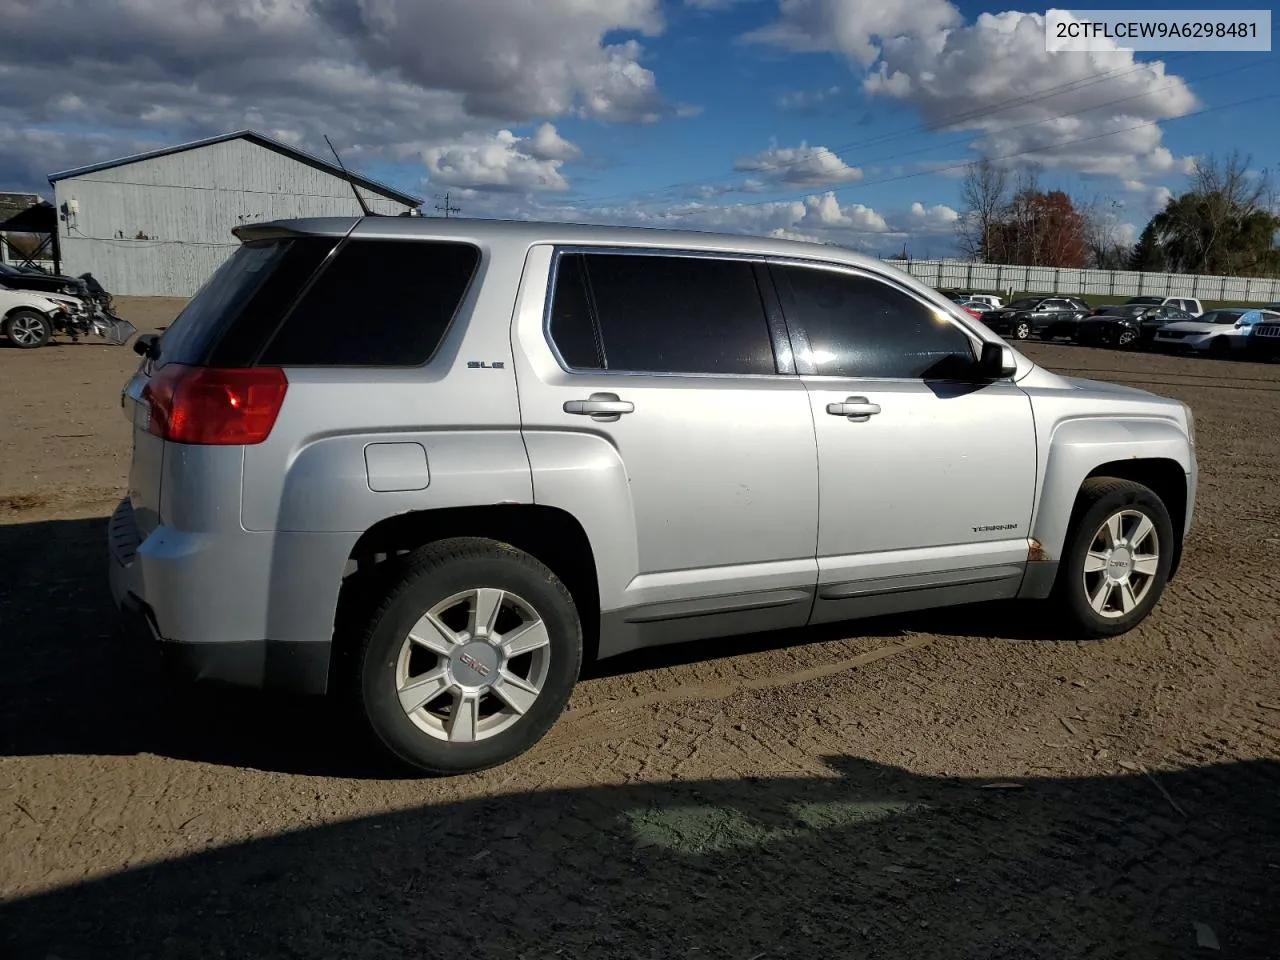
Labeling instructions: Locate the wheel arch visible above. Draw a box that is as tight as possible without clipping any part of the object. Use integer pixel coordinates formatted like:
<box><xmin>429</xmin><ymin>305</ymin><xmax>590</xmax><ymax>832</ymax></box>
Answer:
<box><xmin>4</xmin><ymin>304</ymin><xmax>51</xmax><ymax>320</ymax></box>
<box><xmin>1081</xmin><ymin>457</ymin><xmax>1189</xmax><ymax>579</ymax></box>
<box><xmin>1030</xmin><ymin>416</ymin><xmax>1192</xmax><ymax>578</ymax></box>
<box><xmin>331</xmin><ymin>503</ymin><xmax>601</xmax><ymax>689</ymax></box>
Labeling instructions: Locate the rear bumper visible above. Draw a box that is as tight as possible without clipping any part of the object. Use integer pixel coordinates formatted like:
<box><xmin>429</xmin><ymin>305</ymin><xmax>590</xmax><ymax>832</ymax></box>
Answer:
<box><xmin>115</xmin><ymin>591</ymin><xmax>331</xmax><ymax>693</ymax></box>
<box><xmin>108</xmin><ymin>497</ymin><xmax>337</xmax><ymax>695</ymax></box>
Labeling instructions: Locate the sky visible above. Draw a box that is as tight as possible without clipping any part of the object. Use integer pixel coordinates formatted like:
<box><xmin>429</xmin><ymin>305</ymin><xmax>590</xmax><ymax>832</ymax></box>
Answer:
<box><xmin>1</xmin><ymin>0</ymin><xmax>1277</xmax><ymax>257</ymax></box>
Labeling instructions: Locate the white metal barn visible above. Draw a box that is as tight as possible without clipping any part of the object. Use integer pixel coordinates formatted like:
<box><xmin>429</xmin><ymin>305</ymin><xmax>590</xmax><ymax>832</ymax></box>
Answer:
<box><xmin>47</xmin><ymin>130</ymin><xmax>423</xmax><ymax>297</ymax></box>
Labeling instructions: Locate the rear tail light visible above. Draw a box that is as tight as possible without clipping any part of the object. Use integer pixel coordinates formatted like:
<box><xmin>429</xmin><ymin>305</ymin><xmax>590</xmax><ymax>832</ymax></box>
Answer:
<box><xmin>142</xmin><ymin>364</ymin><xmax>288</xmax><ymax>445</ymax></box>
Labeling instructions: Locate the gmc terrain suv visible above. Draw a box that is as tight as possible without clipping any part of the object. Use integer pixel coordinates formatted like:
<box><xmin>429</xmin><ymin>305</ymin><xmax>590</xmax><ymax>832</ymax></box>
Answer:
<box><xmin>109</xmin><ymin>217</ymin><xmax>1197</xmax><ymax>774</ymax></box>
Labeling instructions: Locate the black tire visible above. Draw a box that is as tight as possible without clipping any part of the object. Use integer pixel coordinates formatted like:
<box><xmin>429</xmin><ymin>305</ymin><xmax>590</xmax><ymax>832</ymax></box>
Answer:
<box><xmin>4</xmin><ymin>309</ymin><xmax>52</xmax><ymax>349</ymax></box>
<box><xmin>1117</xmin><ymin>328</ymin><xmax>1138</xmax><ymax>348</ymax></box>
<box><xmin>1209</xmin><ymin>337</ymin><xmax>1231</xmax><ymax>359</ymax></box>
<box><xmin>1051</xmin><ymin>478</ymin><xmax>1175</xmax><ymax>638</ymax></box>
<box><xmin>1013</xmin><ymin>320</ymin><xmax>1031</xmax><ymax>340</ymax></box>
<box><xmin>353</xmin><ymin>537</ymin><xmax>582</xmax><ymax>775</ymax></box>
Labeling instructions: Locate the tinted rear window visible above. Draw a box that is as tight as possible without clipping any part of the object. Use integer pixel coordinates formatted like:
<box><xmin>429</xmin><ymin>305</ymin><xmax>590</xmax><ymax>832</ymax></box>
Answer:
<box><xmin>258</xmin><ymin>239</ymin><xmax>480</xmax><ymax>366</ymax></box>
<box><xmin>555</xmin><ymin>252</ymin><xmax>777</xmax><ymax>375</ymax></box>
<box><xmin>157</xmin><ymin>238</ymin><xmax>336</xmax><ymax>367</ymax></box>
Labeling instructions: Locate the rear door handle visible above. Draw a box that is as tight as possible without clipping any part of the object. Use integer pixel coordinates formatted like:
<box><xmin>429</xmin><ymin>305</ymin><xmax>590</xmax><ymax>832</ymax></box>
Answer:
<box><xmin>564</xmin><ymin>392</ymin><xmax>634</xmax><ymax>422</ymax></box>
<box><xmin>826</xmin><ymin>396</ymin><xmax>881</xmax><ymax>421</ymax></box>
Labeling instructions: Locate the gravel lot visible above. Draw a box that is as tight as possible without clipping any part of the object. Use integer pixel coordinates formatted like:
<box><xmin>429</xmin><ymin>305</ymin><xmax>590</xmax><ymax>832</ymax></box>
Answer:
<box><xmin>1</xmin><ymin>298</ymin><xmax>1278</xmax><ymax>959</ymax></box>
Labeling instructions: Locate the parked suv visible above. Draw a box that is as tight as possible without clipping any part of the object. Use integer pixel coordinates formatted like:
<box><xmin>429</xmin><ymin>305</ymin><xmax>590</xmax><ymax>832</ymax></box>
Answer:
<box><xmin>109</xmin><ymin>218</ymin><xmax>1197</xmax><ymax>775</ymax></box>
<box><xmin>978</xmin><ymin>296</ymin><xmax>1091</xmax><ymax>341</ymax></box>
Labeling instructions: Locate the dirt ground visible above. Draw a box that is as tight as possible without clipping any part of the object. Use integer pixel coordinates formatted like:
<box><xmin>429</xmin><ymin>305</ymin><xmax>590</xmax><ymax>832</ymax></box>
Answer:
<box><xmin>1</xmin><ymin>297</ymin><xmax>1278</xmax><ymax>959</ymax></box>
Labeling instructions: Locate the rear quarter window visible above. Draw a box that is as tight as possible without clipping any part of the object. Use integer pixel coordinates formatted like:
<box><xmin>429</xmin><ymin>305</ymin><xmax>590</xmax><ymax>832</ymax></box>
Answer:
<box><xmin>258</xmin><ymin>238</ymin><xmax>480</xmax><ymax>367</ymax></box>
<box><xmin>157</xmin><ymin>237</ymin><xmax>337</xmax><ymax>367</ymax></box>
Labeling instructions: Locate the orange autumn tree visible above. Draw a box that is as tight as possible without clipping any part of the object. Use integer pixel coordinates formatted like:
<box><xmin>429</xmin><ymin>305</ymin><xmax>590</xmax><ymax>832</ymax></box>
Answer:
<box><xmin>986</xmin><ymin>188</ymin><xmax>1089</xmax><ymax>268</ymax></box>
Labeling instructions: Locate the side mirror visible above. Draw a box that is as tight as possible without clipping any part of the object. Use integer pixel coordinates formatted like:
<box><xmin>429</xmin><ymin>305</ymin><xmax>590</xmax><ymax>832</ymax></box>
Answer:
<box><xmin>133</xmin><ymin>332</ymin><xmax>159</xmax><ymax>358</ymax></box>
<box><xmin>976</xmin><ymin>341</ymin><xmax>1017</xmax><ymax>379</ymax></box>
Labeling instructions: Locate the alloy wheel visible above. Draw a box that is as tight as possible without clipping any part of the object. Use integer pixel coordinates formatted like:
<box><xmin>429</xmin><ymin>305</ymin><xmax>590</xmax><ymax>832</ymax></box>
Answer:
<box><xmin>1080</xmin><ymin>509</ymin><xmax>1160</xmax><ymax>619</ymax></box>
<box><xmin>394</xmin><ymin>587</ymin><xmax>551</xmax><ymax>743</ymax></box>
<box><xmin>9</xmin><ymin>314</ymin><xmax>48</xmax><ymax>346</ymax></box>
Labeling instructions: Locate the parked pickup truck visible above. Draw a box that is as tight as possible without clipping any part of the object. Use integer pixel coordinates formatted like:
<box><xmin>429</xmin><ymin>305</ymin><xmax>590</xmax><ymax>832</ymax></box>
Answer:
<box><xmin>1120</xmin><ymin>295</ymin><xmax>1204</xmax><ymax>317</ymax></box>
<box><xmin>109</xmin><ymin>218</ymin><xmax>1198</xmax><ymax>775</ymax></box>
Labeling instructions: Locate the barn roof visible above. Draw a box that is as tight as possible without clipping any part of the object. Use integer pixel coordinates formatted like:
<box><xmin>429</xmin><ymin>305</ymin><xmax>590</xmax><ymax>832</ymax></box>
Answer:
<box><xmin>0</xmin><ymin>192</ymin><xmax>44</xmax><ymax>225</ymax></box>
<box><xmin>47</xmin><ymin>130</ymin><xmax>423</xmax><ymax>207</ymax></box>
<box><xmin>0</xmin><ymin>197</ymin><xmax>56</xmax><ymax>233</ymax></box>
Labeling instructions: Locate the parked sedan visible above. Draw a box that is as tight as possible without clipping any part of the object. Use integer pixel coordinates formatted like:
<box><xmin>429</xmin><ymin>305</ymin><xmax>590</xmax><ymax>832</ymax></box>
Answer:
<box><xmin>951</xmin><ymin>298</ymin><xmax>992</xmax><ymax>319</ymax></box>
<box><xmin>979</xmin><ymin>296</ymin><xmax>1090</xmax><ymax>341</ymax></box>
<box><xmin>1075</xmin><ymin>303</ymin><xmax>1196</xmax><ymax>349</ymax></box>
<box><xmin>1154</xmin><ymin>308</ymin><xmax>1280</xmax><ymax>357</ymax></box>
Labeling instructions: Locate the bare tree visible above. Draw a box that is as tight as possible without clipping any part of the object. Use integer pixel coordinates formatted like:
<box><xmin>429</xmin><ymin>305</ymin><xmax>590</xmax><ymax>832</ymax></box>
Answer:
<box><xmin>955</xmin><ymin>158</ymin><xmax>1010</xmax><ymax>262</ymax></box>
<box><xmin>1080</xmin><ymin>196</ymin><xmax>1131</xmax><ymax>269</ymax></box>
<box><xmin>1006</xmin><ymin>165</ymin><xmax>1045</xmax><ymax>265</ymax></box>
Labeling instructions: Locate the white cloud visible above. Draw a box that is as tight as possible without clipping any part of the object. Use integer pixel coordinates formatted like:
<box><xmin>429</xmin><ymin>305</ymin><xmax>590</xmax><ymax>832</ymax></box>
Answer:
<box><xmin>316</xmin><ymin>0</ymin><xmax>666</xmax><ymax>122</ymax></box>
<box><xmin>1148</xmin><ymin>185</ymin><xmax>1174</xmax><ymax>211</ymax></box>
<box><xmin>744</xmin><ymin>0</ymin><xmax>962</xmax><ymax>66</ymax></box>
<box><xmin>734</xmin><ymin>140</ymin><xmax>864</xmax><ymax>187</ymax></box>
<box><xmin>526</xmin><ymin>122</ymin><xmax>582</xmax><ymax>162</ymax></box>
<box><xmin>776</xmin><ymin>85</ymin><xmax>844</xmax><ymax>112</ymax></box>
<box><xmin>1117</xmin><ymin>180</ymin><xmax>1174</xmax><ymax>217</ymax></box>
<box><xmin>695</xmin><ymin>179</ymin><xmax>768</xmax><ymax>198</ymax></box>
<box><xmin>904</xmin><ymin>201</ymin><xmax>960</xmax><ymax>230</ymax></box>
<box><xmin>747</xmin><ymin>3</ymin><xmax>1199</xmax><ymax>185</ymax></box>
<box><xmin>0</xmin><ymin>0</ymin><xmax>671</xmax><ymax>193</ymax></box>
<box><xmin>864</xmin><ymin>11</ymin><xmax>1199</xmax><ymax>179</ymax></box>
<box><xmin>804</xmin><ymin>192</ymin><xmax>888</xmax><ymax>230</ymax></box>
<box><xmin>422</xmin><ymin>126</ymin><xmax>582</xmax><ymax>192</ymax></box>
<box><xmin>768</xmin><ymin>227</ymin><xmax>825</xmax><ymax>242</ymax></box>
<box><xmin>459</xmin><ymin>189</ymin><xmax>956</xmax><ymax>254</ymax></box>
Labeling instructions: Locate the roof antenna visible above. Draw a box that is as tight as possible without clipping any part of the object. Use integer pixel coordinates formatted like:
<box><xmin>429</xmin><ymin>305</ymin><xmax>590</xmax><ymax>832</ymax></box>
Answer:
<box><xmin>324</xmin><ymin>134</ymin><xmax>374</xmax><ymax>217</ymax></box>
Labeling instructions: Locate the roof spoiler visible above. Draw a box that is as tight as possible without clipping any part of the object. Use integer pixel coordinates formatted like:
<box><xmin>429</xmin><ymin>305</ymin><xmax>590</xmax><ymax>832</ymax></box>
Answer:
<box><xmin>231</xmin><ymin>218</ymin><xmax>363</xmax><ymax>243</ymax></box>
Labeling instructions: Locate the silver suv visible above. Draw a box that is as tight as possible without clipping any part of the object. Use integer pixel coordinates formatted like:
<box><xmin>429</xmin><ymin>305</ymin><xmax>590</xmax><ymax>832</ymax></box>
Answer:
<box><xmin>109</xmin><ymin>217</ymin><xmax>1197</xmax><ymax>774</ymax></box>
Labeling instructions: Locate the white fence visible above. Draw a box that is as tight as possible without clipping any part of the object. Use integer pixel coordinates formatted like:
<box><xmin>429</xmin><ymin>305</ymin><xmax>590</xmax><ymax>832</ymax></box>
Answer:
<box><xmin>880</xmin><ymin>259</ymin><xmax>1280</xmax><ymax>304</ymax></box>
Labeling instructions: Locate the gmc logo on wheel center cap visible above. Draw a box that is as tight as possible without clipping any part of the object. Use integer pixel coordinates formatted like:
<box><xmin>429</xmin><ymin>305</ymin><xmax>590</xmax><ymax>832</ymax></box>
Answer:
<box><xmin>459</xmin><ymin>652</ymin><xmax>490</xmax><ymax>678</ymax></box>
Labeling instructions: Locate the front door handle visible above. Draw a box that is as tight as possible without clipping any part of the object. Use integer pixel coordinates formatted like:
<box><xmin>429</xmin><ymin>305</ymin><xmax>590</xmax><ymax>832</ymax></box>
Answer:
<box><xmin>564</xmin><ymin>392</ymin><xmax>635</xmax><ymax>422</ymax></box>
<box><xmin>826</xmin><ymin>396</ymin><xmax>882</xmax><ymax>421</ymax></box>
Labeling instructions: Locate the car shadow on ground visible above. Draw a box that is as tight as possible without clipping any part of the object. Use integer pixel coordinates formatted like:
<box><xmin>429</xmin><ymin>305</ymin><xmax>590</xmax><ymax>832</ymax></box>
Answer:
<box><xmin>0</xmin><ymin>515</ymin><xmax>1107</xmax><ymax>779</ymax></box>
<box><xmin>1</xmin><ymin>753</ymin><xmax>1277</xmax><ymax>959</ymax></box>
